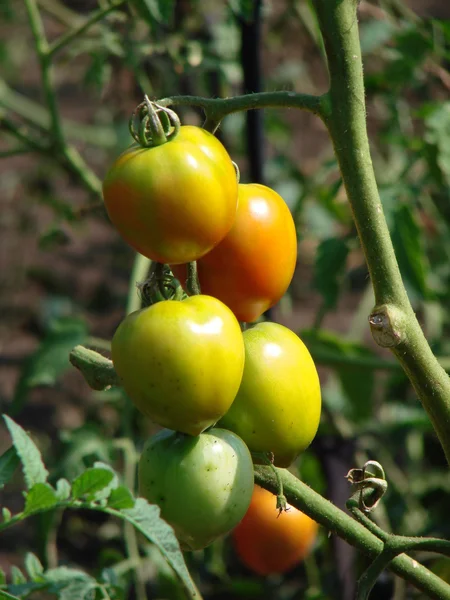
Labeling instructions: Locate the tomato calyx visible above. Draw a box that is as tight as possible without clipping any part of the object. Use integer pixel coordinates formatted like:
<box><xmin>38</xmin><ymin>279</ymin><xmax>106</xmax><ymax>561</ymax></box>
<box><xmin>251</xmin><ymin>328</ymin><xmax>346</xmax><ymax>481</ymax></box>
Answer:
<box><xmin>138</xmin><ymin>262</ymin><xmax>186</xmax><ymax>306</ymax></box>
<box><xmin>129</xmin><ymin>95</ymin><xmax>181</xmax><ymax>148</ymax></box>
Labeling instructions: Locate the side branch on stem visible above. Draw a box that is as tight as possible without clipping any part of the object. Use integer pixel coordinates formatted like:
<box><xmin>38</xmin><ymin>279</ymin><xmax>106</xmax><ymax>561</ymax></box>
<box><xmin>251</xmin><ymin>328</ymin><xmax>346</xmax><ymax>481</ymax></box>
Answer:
<box><xmin>158</xmin><ymin>92</ymin><xmax>324</xmax><ymax>132</ymax></box>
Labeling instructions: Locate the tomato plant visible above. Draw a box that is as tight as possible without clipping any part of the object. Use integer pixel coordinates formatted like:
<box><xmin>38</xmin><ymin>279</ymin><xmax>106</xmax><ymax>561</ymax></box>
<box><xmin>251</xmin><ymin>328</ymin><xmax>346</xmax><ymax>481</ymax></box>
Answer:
<box><xmin>232</xmin><ymin>485</ymin><xmax>318</xmax><ymax>575</ymax></box>
<box><xmin>111</xmin><ymin>295</ymin><xmax>245</xmax><ymax>435</ymax></box>
<box><xmin>139</xmin><ymin>428</ymin><xmax>254</xmax><ymax>551</ymax></box>
<box><xmin>103</xmin><ymin>125</ymin><xmax>238</xmax><ymax>264</ymax></box>
<box><xmin>219</xmin><ymin>322</ymin><xmax>321</xmax><ymax>467</ymax></box>
<box><xmin>172</xmin><ymin>183</ymin><xmax>297</xmax><ymax>322</ymax></box>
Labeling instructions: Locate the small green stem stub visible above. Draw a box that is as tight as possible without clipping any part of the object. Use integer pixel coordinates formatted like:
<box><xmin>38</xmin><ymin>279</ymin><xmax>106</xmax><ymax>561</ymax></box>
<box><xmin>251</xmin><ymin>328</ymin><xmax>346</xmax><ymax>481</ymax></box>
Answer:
<box><xmin>186</xmin><ymin>262</ymin><xmax>201</xmax><ymax>296</ymax></box>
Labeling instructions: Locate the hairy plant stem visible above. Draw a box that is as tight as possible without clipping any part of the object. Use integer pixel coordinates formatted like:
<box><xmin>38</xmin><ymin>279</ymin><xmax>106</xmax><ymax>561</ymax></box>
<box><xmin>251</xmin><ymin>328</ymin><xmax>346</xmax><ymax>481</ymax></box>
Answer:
<box><xmin>114</xmin><ymin>439</ymin><xmax>147</xmax><ymax>600</ymax></box>
<box><xmin>312</xmin><ymin>0</ymin><xmax>450</xmax><ymax>463</ymax></box>
<box><xmin>255</xmin><ymin>467</ymin><xmax>450</xmax><ymax>600</ymax></box>
<box><xmin>158</xmin><ymin>91</ymin><xmax>324</xmax><ymax>132</ymax></box>
<box><xmin>24</xmin><ymin>0</ymin><xmax>64</xmax><ymax>146</ymax></box>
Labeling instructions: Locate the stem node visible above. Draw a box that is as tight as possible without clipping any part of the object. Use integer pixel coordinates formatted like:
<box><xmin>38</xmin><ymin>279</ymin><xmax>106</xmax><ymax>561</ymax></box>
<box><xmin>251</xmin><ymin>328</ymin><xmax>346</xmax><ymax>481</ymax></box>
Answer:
<box><xmin>369</xmin><ymin>304</ymin><xmax>406</xmax><ymax>348</ymax></box>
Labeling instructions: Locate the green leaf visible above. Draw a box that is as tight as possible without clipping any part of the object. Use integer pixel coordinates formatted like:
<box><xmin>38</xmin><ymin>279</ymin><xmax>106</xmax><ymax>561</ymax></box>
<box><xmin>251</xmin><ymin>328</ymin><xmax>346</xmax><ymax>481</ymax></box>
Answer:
<box><xmin>3</xmin><ymin>416</ymin><xmax>48</xmax><ymax>489</ymax></box>
<box><xmin>229</xmin><ymin>0</ymin><xmax>255</xmax><ymax>22</ymax></box>
<box><xmin>45</xmin><ymin>568</ymin><xmax>96</xmax><ymax>600</ymax></box>
<box><xmin>107</xmin><ymin>486</ymin><xmax>135</xmax><ymax>510</ymax></box>
<box><xmin>10</xmin><ymin>567</ymin><xmax>26</xmax><ymax>585</ymax></box>
<box><xmin>91</xmin><ymin>462</ymin><xmax>118</xmax><ymax>501</ymax></box>
<box><xmin>130</xmin><ymin>0</ymin><xmax>175</xmax><ymax>26</ymax></box>
<box><xmin>45</xmin><ymin>567</ymin><xmax>92</xmax><ymax>584</ymax></box>
<box><xmin>55</xmin><ymin>478</ymin><xmax>71</xmax><ymax>501</ymax></box>
<box><xmin>71</xmin><ymin>468</ymin><xmax>115</xmax><ymax>501</ymax></box>
<box><xmin>24</xmin><ymin>483</ymin><xmax>58</xmax><ymax>515</ymax></box>
<box><xmin>10</xmin><ymin>317</ymin><xmax>88</xmax><ymax>416</ymax></box>
<box><xmin>84</xmin><ymin>52</ymin><xmax>112</xmax><ymax>94</ymax></box>
<box><xmin>391</xmin><ymin>204</ymin><xmax>429</xmax><ymax>299</ymax></box>
<box><xmin>24</xmin><ymin>553</ymin><xmax>44</xmax><ymax>580</ymax></box>
<box><xmin>2</xmin><ymin>508</ymin><xmax>11</xmax><ymax>522</ymax></box>
<box><xmin>121</xmin><ymin>498</ymin><xmax>196</xmax><ymax>595</ymax></box>
<box><xmin>0</xmin><ymin>568</ymin><xmax>5</xmax><ymax>585</ymax></box>
<box><xmin>0</xmin><ymin>590</ymin><xmax>21</xmax><ymax>600</ymax></box>
<box><xmin>0</xmin><ymin>446</ymin><xmax>20</xmax><ymax>489</ymax></box>
<box><xmin>360</xmin><ymin>19</ymin><xmax>396</xmax><ymax>55</ymax></box>
<box><xmin>313</xmin><ymin>237</ymin><xmax>349</xmax><ymax>309</ymax></box>
<box><xmin>59</xmin><ymin>579</ymin><xmax>96</xmax><ymax>600</ymax></box>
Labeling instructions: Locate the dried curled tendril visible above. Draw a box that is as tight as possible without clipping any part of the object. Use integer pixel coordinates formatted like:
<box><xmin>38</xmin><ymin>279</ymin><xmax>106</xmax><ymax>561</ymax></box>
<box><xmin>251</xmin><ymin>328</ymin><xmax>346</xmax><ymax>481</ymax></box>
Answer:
<box><xmin>129</xmin><ymin>95</ymin><xmax>180</xmax><ymax>148</ymax></box>
<box><xmin>346</xmin><ymin>460</ymin><xmax>387</xmax><ymax>513</ymax></box>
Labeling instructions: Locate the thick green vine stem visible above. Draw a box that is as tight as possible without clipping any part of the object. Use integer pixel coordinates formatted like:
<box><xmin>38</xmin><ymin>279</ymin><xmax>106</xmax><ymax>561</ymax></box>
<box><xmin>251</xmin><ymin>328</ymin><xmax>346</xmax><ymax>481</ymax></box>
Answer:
<box><xmin>312</xmin><ymin>0</ymin><xmax>450</xmax><ymax>463</ymax></box>
<box><xmin>129</xmin><ymin>97</ymin><xmax>180</xmax><ymax>148</ymax></box>
<box><xmin>255</xmin><ymin>466</ymin><xmax>450</xmax><ymax>600</ymax></box>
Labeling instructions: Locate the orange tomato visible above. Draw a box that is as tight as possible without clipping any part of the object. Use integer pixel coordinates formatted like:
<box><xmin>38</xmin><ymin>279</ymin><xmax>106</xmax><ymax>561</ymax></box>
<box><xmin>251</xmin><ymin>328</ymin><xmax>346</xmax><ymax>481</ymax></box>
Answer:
<box><xmin>103</xmin><ymin>126</ymin><xmax>238</xmax><ymax>264</ymax></box>
<box><xmin>232</xmin><ymin>485</ymin><xmax>318</xmax><ymax>575</ymax></box>
<box><xmin>172</xmin><ymin>183</ymin><xmax>297</xmax><ymax>322</ymax></box>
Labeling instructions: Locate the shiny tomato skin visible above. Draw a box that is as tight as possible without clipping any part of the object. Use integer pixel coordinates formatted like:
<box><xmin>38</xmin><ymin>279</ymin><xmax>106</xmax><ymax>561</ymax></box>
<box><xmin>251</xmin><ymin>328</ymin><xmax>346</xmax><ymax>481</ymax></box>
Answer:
<box><xmin>103</xmin><ymin>126</ymin><xmax>238</xmax><ymax>264</ymax></box>
<box><xmin>219</xmin><ymin>322</ymin><xmax>321</xmax><ymax>467</ymax></box>
<box><xmin>232</xmin><ymin>485</ymin><xmax>318</xmax><ymax>575</ymax></box>
<box><xmin>111</xmin><ymin>295</ymin><xmax>245</xmax><ymax>436</ymax></box>
<box><xmin>139</xmin><ymin>428</ymin><xmax>254</xmax><ymax>551</ymax></box>
<box><xmin>172</xmin><ymin>183</ymin><xmax>297</xmax><ymax>322</ymax></box>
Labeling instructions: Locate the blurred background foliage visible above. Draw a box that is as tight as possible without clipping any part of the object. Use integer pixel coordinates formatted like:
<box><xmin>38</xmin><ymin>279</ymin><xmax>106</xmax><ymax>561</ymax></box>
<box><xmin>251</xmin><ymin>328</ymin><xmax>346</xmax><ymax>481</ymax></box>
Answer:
<box><xmin>1</xmin><ymin>0</ymin><xmax>450</xmax><ymax>599</ymax></box>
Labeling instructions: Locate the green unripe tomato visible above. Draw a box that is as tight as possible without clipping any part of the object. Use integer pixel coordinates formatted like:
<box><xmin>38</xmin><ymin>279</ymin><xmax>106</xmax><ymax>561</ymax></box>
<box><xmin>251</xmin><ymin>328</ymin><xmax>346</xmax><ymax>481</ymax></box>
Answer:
<box><xmin>111</xmin><ymin>295</ymin><xmax>245</xmax><ymax>436</ymax></box>
<box><xmin>219</xmin><ymin>322</ymin><xmax>321</xmax><ymax>467</ymax></box>
<box><xmin>138</xmin><ymin>428</ymin><xmax>254</xmax><ymax>551</ymax></box>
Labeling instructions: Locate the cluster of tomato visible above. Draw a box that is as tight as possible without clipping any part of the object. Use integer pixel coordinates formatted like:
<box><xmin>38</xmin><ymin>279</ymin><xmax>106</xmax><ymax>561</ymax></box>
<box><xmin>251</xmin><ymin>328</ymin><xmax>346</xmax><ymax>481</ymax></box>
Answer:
<box><xmin>102</xmin><ymin>103</ymin><xmax>321</xmax><ymax>573</ymax></box>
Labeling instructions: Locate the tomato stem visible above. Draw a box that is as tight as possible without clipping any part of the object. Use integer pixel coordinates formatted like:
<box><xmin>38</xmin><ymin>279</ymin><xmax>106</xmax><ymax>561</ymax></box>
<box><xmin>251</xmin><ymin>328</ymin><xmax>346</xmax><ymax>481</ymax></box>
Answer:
<box><xmin>187</xmin><ymin>262</ymin><xmax>201</xmax><ymax>296</ymax></box>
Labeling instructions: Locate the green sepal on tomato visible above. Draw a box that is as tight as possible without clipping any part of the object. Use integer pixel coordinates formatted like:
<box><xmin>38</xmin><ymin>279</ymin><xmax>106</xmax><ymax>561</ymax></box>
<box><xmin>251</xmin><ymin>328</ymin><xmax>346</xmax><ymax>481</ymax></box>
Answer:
<box><xmin>172</xmin><ymin>183</ymin><xmax>297</xmax><ymax>323</ymax></box>
<box><xmin>139</xmin><ymin>428</ymin><xmax>254</xmax><ymax>551</ymax></box>
<box><xmin>103</xmin><ymin>126</ymin><xmax>238</xmax><ymax>265</ymax></box>
<box><xmin>111</xmin><ymin>295</ymin><xmax>245</xmax><ymax>436</ymax></box>
<box><xmin>219</xmin><ymin>322</ymin><xmax>321</xmax><ymax>467</ymax></box>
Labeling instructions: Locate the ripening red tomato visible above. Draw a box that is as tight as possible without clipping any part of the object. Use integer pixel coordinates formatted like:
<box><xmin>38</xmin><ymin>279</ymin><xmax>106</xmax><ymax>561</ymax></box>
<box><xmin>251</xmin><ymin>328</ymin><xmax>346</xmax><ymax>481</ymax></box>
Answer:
<box><xmin>172</xmin><ymin>183</ymin><xmax>297</xmax><ymax>322</ymax></box>
<box><xmin>103</xmin><ymin>126</ymin><xmax>238</xmax><ymax>264</ymax></box>
<box><xmin>232</xmin><ymin>485</ymin><xmax>318</xmax><ymax>575</ymax></box>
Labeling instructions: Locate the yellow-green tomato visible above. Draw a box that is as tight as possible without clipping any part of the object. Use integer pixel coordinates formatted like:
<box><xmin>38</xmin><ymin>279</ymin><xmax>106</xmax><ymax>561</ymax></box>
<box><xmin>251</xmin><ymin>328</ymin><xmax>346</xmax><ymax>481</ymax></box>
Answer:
<box><xmin>102</xmin><ymin>126</ymin><xmax>238</xmax><ymax>265</ymax></box>
<box><xmin>138</xmin><ymin>428</ymin><xmax>254</xmax><ymax>551</ymax></box>
<box><xmin>111</xmin><ymin>295</ymin><xmax>245</xmax><ymax>436</ymax></box>
<box><xmin>219</xmin><ymin>322</ymin><xmax>321</xmax><ymax>467</ymax></box>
